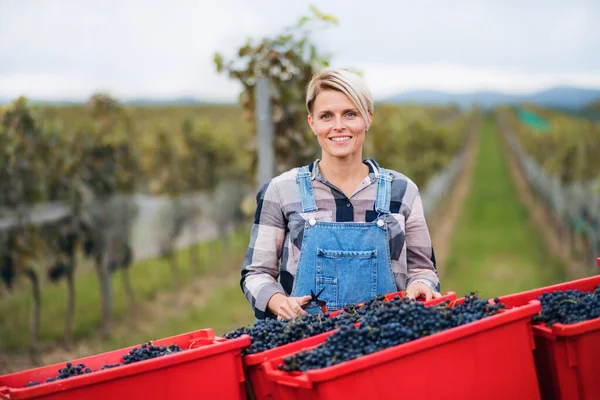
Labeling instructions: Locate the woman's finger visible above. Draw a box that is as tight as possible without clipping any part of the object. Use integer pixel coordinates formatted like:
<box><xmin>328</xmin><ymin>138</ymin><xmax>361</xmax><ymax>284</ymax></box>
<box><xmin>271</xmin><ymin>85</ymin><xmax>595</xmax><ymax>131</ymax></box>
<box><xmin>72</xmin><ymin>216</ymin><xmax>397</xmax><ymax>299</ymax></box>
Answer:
<box><xmin>295</xmin><ymin>306</ymin><xmax>308</xmax><ymax>316</ymax></box>
<box><xmin>433</xmin><ymin>291</ymin><xmax>442</xmax><ymax>299</ymax></box>
<box><xmin>289</xmin><ymin>302</ymin><xmax>301</xmax><ymax>316</ymax></box>
<box><xmin>424</xmin><ymin>289</ymin><xmax>433</xmax><ymax>301</ymax></box>
<box><xmin>291</xmin><ymin>300</ymin><xmax>308</xmax><ymax>316</ymax></box>
<box><xmin>279</xmin><ymin>305</ymin><xmax>294</xmax><ymax>320</ymax></box>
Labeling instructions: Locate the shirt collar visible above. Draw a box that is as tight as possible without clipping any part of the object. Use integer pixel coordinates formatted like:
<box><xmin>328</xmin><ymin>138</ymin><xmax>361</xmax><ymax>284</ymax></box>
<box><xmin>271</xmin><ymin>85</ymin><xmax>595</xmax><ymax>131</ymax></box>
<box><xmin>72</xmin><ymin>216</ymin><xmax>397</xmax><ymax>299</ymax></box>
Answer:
<box><xmin>310</xmin><ymin>158</ymin><xmax>379</xmax><ymax>183</ymax></box>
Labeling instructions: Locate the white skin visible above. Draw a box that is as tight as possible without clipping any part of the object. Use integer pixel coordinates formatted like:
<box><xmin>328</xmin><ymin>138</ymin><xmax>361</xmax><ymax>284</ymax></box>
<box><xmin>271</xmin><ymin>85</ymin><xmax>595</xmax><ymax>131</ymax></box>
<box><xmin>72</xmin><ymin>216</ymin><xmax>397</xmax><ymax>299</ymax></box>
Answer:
<box><xmin>267</xmin><ymin>90</ymin><xmax>439</xmax><ymax>319</ymax></box>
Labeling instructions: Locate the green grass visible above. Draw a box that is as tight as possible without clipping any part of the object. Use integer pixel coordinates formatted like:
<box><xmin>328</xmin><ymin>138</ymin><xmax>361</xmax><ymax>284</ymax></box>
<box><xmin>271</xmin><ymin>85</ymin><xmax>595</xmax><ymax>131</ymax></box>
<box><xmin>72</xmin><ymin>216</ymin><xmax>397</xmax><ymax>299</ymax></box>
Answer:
<box><xmin>0</xmin><ymin>230</ymin><xmax>250</xmax><ymax>352</ymax></box>
<box><xmin>104</xmin><ymin>281</ymin><xmax>254</xmax><ymax>351</ymax></box>
<box><xmin>441</xmin><ymin>114</ymin><xmax>568</xmax><ymax>298</ymax></box>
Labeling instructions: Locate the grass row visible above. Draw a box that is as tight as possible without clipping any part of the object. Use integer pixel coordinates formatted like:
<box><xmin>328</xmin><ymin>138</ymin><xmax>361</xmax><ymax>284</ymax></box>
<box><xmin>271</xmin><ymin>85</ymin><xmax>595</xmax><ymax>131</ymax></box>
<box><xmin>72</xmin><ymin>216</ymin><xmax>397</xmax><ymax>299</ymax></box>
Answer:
<box><xmin>104</xmin><ymin>281</ymin><xmax>254</xmax><ymax>351</ymax></box>
<box><xmin>440</xmin><ymin>114</ymin><xmax>568</xmax><ymax>297</ymax></box>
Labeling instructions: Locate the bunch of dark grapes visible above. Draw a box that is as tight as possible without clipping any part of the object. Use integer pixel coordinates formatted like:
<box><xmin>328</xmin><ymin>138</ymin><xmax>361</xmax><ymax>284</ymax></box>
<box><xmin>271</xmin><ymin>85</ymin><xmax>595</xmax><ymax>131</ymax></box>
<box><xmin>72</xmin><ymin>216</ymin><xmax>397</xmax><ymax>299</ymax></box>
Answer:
<box><xmin>279</xmin><ymin>294</ymin><xmax>504</xmax><ymax>372</ymax></box>
<box><xmin>223</xmin><ymin>295</ymin><xmax>400</xmax><ymax>356</ymax></box>
<box><xmin>24</xmin><ymin>342</ymin><xmax>183</xmax><ymax>388</ymax></box>
<box><xmin>26</xmin><ymin>362</ymin><xmax>93</xmax><ymax>387</ymax></box>
<box><xmin>47</xmin><ymin>261</ymin><xmax>70</xmax><ymax>282</ymax></box>
<box><xmin>1</xmin><ymin>251</ymin><xmax>15</xmax><ymax>290</ymax></box>
<box><xmin>533</xmin><ymin>286</ymin><xmax>600</xmax><ymax>326</ymax></box>
<box><xmin>122</xmin><ymin>342</ymin><xmax>183</xmax><ymax>364</ymax></box>
<box><xmin>223</xmin><ymin>314</ymin><xmax>354</xmax><ymax>355</ymax></box>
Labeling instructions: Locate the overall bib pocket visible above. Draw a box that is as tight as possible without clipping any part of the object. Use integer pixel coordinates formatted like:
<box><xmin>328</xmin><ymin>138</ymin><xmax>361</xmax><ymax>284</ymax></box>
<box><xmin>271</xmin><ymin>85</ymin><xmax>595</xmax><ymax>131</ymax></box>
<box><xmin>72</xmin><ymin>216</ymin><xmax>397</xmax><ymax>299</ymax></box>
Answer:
<box><xmin>316</xmin><ymin>248</ymin><xmax>378</xmax><ymax>309</ymax></box>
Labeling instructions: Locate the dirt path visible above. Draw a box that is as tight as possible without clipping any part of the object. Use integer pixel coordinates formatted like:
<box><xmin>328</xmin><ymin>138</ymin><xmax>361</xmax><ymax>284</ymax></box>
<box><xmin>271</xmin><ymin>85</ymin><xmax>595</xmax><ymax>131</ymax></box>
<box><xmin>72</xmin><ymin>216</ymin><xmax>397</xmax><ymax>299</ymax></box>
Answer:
<box><xmin>495</xmin><ymin>112</ymin><xmax>591</xmax><ymax>279</ymax></box>
<box><xmin>0</xmin><ymin>256</ymin><xmax>243</xmax><ymax>375</ymax></box>
<box><xmin>428</xmin><ymin>117</ymin><xmax>481</xmax><ymax>273</ymax></box>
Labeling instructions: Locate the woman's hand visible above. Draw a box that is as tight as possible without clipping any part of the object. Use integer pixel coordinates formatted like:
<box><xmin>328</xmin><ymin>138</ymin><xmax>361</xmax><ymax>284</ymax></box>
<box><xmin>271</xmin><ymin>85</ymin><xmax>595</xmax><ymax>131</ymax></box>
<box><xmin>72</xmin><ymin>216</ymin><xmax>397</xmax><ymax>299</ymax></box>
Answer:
<box><xmin>267</xmin><ymin>293</ymin><xmax>312</xmax><ymax>320</ymax></box>
<box><xmin>406</xmin><ymin>282</ymin><xmax>442</xmax><ymax>301</ymax></box>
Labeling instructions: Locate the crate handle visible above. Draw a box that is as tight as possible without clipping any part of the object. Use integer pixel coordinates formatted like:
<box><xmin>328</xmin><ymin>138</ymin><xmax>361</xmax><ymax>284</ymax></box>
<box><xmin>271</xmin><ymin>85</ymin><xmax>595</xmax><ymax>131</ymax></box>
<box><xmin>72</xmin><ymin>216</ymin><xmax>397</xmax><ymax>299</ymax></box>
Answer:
<box><xmin>189</xmin><ymin>339</ymin><xmax>206</xmax><ymax>350</ymax></box>
<box><xmin>0</xmin><ymin>386</ymin><xmax>11</xmax><ymax>400</ymax></box>
<box><xmin>262</xmin><ymin>361</ymin><xmax>313</xmax><ymax>389</ymax></box>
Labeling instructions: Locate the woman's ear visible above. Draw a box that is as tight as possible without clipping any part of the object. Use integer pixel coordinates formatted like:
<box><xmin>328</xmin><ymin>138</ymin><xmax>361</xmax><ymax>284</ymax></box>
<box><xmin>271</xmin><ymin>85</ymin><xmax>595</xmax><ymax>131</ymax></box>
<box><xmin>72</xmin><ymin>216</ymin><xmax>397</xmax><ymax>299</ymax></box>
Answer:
<box><xmin>307</xmin><ymin>113</ymin><xmax>316</xmax><ymax>135</ymax></box>
<box><xmin>366</xmin><ymin>111</ymin><xmax>374</xmax><ymax>132</ymax></box>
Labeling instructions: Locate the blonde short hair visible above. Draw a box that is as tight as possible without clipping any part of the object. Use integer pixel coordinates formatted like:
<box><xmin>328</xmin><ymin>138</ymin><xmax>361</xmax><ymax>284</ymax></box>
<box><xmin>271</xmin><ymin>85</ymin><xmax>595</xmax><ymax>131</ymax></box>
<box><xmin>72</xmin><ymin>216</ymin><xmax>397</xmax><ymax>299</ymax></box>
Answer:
<box><xmin>306</xmin><ymin>68</ymin><xmax>374</xmax><ymax>126</ymax></box>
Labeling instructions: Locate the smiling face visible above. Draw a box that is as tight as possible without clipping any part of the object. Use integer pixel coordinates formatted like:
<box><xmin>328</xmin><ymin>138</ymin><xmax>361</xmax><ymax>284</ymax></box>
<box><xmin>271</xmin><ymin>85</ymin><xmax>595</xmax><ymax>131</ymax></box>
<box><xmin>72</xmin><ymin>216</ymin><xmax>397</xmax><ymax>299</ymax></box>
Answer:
<box><xmin>308</xmin><ymin>90</ymin><xmax>372</xmax><ymax>162</ymax></box>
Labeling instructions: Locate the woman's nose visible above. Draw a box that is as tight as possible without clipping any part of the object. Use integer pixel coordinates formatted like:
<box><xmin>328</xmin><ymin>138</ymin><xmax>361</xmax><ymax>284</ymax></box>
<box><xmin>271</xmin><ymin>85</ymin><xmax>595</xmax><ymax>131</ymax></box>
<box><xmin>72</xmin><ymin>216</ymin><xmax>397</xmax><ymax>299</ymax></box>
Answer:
<box><xmin>333</xmin><ymin>117</ymin><xmax>345</xmax><ymax>131</ymax></box>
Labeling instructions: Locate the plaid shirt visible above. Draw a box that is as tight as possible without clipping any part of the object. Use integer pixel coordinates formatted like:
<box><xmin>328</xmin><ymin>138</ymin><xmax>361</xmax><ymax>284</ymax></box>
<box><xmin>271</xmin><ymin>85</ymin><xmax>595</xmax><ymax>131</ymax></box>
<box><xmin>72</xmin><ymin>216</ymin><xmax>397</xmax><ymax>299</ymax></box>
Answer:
<box><xmin>241</xmin><ymin>158</ymin><xmax>439</xmax><ymax>318</ymax></box>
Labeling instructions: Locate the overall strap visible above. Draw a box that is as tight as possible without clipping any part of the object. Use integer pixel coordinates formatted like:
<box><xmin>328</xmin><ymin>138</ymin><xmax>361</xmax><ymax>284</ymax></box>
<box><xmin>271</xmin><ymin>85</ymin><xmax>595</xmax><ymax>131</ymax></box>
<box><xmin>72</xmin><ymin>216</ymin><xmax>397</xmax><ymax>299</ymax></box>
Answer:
<box><xmin>296</xmin><ymin>165</ymin><xmax>318</xmax><ymax>212</ymax></box>
<box><xmin>375</xmin><ymin>167</ymin><xmax>393</xmax><ymax>215</ymax></box>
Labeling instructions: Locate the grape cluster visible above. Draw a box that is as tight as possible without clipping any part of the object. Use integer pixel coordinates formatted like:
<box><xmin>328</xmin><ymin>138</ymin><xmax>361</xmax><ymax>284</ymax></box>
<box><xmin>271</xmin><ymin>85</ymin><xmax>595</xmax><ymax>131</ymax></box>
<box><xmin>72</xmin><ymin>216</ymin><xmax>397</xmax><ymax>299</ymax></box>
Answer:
<box><xmin>278</xmin><ymin>294</ymin><xmax>504</xmax><ymax>372</ymax></box>
<box><xmin>122</xmin><ymin>342</ymin><xmax>183</xmax><ymax>364</ymax></box>
<box><xmin>26</xmin><ymin>362</ymin><xmax>94</xmax><ymax>387</ymax></box>
<box><xmin>223</xmin><ymin>314</ymin><xmax>353</xmax><ymax>355</ymax></box>
<box><xmin>533</xmin><ymin>286</ymin><xmax>600</xmax><ymax>326</ymax></box>
<box><xmin>1</xmin><ymin>251</ymin><xmax>15</xmax><ymax>289</ymax></box>
<box><xmin>47</xmin><ymin>261</ymin><xmax>70</xmax><ymax>282</ymax></box>
<box><xmin>223</xmin><ymin>295</ymin><xmax>399</xmax><ymax>356</ymax></box>
<box><xmin>24</xmin><ymin>342</ymin><xmax>184</xmax><ymax>388</ymax></box>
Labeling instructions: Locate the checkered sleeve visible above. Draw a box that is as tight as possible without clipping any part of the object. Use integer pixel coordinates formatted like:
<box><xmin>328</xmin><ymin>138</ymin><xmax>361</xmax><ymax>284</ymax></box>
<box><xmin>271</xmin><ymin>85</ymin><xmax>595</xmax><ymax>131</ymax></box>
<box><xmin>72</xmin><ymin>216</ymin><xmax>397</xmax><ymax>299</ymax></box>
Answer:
<box><xmin>405</xmin><ymin>191</ymin><xmax>440</xmax><ymax>292</ymax></box>
<box><xmin>240</xmin><ymin>179</ymin><xmax>287</xmax><ymax>318</ymax></box>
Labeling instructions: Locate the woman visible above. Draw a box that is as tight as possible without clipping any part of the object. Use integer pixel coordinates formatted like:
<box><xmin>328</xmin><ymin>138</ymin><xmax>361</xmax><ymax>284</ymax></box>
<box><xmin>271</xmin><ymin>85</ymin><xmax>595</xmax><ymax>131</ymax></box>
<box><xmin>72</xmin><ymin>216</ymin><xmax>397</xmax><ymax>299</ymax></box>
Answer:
<box><xmin>241</xmin><ymin>68</ymin><xmax>440</xmax><ymax>320</ymax></box>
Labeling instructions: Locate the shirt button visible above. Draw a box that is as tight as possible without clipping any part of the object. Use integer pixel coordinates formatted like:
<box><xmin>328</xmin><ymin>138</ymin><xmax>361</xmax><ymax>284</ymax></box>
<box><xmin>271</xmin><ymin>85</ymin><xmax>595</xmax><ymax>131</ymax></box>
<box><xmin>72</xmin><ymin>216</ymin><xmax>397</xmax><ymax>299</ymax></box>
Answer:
<box><xmin>346</xmin><ymin>202</ymin><xmax>351</xmax><ymax>208</ymax></box>
<box><xmin>309</xmin><ymin>218</ymin><xmax>316</xmax><ymax>226</ymax></box>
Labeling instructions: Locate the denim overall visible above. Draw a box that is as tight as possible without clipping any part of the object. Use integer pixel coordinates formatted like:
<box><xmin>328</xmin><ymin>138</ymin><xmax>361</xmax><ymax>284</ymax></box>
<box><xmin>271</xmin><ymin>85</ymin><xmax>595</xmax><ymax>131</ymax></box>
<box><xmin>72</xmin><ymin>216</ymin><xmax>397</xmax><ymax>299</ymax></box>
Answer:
<box><xmin>291</xmin><ymin>165</ymin><xmax>398</xmax><ymax>311</ymax></box>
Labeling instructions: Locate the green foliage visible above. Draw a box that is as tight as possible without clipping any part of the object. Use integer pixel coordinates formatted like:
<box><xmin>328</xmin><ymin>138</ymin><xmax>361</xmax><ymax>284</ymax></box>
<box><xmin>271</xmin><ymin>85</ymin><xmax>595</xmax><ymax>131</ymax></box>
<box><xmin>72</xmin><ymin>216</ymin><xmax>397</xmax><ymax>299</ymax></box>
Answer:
<box><xmin>507</xmin><ymin>106</ymin><xmax>600</xmax><ymax>183</ymax></box>
<box><xmin>0</xmin><ymin>97</ymin><xmax>252</xmax><ymax>296</ymax></box>
<box><xmin>584</xmin><ymin>99</ymin><xmax>600</xmax><ymax>113</ymax></box>
<box><xmin>366</xmin><ymin>105</ymin><xmax>472</xmax><ymax>187</ymax></box>
<box><xmin>1</xmin><ymin>97</ymin><xmax>48</xmax><ymax>207</ymax></box>
<box><xmin>214</xmin><ymin>6</ymin><xmax>337</xmax><ymax>178</ymax></box>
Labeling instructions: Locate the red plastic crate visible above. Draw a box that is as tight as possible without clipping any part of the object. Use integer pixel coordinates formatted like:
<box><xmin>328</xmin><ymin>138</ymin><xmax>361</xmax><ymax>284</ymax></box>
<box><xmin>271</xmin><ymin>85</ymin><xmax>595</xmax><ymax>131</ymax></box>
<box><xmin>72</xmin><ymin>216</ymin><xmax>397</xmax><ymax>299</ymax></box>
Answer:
<box><xmin>244</xmin><ymin>292</ymin><xmax>456</xmax><ymax>400</ymax></box>
<box><xmin>261</xmin><ymin>299</ymin><xmax>542</xmax><ymax>400</ymax></box>
<box><xmin>499</xmin><ymin>275</ymin><xmax>600</xmax><ymax>400</ymax></box>
<box><xmin>0</xmin><ymin>329</ymin><xmax>250</xmax><ymax>400</ymax></box>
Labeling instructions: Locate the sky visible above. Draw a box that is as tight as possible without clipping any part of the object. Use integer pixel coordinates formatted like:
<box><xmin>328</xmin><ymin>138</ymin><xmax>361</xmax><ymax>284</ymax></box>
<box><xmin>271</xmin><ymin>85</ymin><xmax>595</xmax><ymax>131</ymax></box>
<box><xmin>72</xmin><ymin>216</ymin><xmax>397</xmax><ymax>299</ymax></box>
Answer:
<box><xmin>1</xmin><ymin>0</ymin><xmax>599</xmax><ymax>102</ymax></box>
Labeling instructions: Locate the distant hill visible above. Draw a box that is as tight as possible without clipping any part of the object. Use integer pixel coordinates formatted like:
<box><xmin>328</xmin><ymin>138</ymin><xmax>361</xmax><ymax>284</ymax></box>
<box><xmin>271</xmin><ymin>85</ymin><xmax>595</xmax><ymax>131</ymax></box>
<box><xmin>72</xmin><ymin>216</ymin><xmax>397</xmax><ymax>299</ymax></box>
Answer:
<box><xmin>3</xmin><ymin>86</ymin><xmax>600</xmax><ymax>110</ymax></box>
<box><xmin>383</xmin><ymin>86</ymin><xmax>600</xmax><ymax>109</ymax></box>
<box><xmin>123</xmin><ymin>97</ymin><xmax>209</xmax><ymax>106</ymax></box>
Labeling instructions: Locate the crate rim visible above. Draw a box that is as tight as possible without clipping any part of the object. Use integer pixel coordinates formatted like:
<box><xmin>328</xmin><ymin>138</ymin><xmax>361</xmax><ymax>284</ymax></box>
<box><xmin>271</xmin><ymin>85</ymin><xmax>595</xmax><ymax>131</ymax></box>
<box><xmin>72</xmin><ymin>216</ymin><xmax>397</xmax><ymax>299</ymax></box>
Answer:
<box><xmin>532</xmin><ymin>316</ymin><xmax>600</xmax><ymax>338</ymax></box>
<box><xmin>500</xmin><ymin>275</ymin><xmax>600</xmax><ymax>305</ymax></box>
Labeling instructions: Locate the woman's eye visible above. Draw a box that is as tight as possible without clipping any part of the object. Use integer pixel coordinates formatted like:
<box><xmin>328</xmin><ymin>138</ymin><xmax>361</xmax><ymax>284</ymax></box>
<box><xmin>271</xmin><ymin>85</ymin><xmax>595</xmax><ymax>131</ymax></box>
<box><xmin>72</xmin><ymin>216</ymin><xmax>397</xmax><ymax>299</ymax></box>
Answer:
<box><xmin>320</xmin><ymin>113</ymin><xmax>331</xmax><ymax>119</ymax></box>
<box><xmin>346</xmin><ymin>111</ymin><xmax>357</xmax><ymax>117</ymax></box>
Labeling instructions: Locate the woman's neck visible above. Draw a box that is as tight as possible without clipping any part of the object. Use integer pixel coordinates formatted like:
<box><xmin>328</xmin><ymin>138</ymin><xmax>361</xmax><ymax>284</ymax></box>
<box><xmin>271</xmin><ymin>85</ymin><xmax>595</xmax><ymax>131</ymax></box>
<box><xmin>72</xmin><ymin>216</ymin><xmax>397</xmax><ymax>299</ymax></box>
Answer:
<box><xmin>318</xmin><ymin>155</ymin><xmax>370</xmax><ymax>196</ymax></box>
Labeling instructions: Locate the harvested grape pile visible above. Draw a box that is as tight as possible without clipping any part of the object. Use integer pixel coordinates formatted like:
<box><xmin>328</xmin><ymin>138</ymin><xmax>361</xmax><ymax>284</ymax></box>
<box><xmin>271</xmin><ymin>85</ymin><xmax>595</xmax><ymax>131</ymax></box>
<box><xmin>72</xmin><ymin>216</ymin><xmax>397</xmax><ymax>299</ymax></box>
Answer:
<box><xmin>223</xmin><ymin>314</ymin><xmax>353</xmax><ymax>356</ymax></box>
<box><xmin>533</xmin><ymin>286</ymin><xmax>600</xmax><ymax>326</ymax></box>
<box><xmin>278</xmin><ymin>294</ymin><xmax>504</xmax><ymax>372</ymax></box>
<box><xmin>25</xmin><ymin>342</ymin><xmax>183</xmax><ymax>387</ymax></box>
<box><xmin>223</xmin><ymin>295</ymin><xmax>411</xmax><ymax>355</ymax></box>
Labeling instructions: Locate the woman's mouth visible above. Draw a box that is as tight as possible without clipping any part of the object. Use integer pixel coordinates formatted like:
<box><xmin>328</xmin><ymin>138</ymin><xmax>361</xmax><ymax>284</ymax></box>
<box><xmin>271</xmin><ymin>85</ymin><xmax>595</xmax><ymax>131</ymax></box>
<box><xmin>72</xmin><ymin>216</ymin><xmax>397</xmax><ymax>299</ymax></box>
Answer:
<box><xmin>329</xmin><ymin>136</ymin><xmax>352</xmax><ymax>143</ymax></box>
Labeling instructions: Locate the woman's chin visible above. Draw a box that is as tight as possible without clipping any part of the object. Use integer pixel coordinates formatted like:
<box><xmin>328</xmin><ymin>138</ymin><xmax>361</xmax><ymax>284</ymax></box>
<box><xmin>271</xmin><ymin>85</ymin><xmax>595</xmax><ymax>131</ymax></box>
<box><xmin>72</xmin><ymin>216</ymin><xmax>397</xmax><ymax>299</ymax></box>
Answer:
<box><xmin>324</xmin><ymin>149</ymin><xmax>356</xmax><ymax>160</ymax></box>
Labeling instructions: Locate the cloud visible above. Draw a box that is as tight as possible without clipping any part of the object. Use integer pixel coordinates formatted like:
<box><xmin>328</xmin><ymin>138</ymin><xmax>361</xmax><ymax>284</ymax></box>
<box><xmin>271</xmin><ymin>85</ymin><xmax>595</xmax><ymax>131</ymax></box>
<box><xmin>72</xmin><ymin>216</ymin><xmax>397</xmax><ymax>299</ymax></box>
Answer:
<box><xmin>1</xmin><ymin>0</ymin><xmax>599</xmax><ymax>101</ymax></box>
